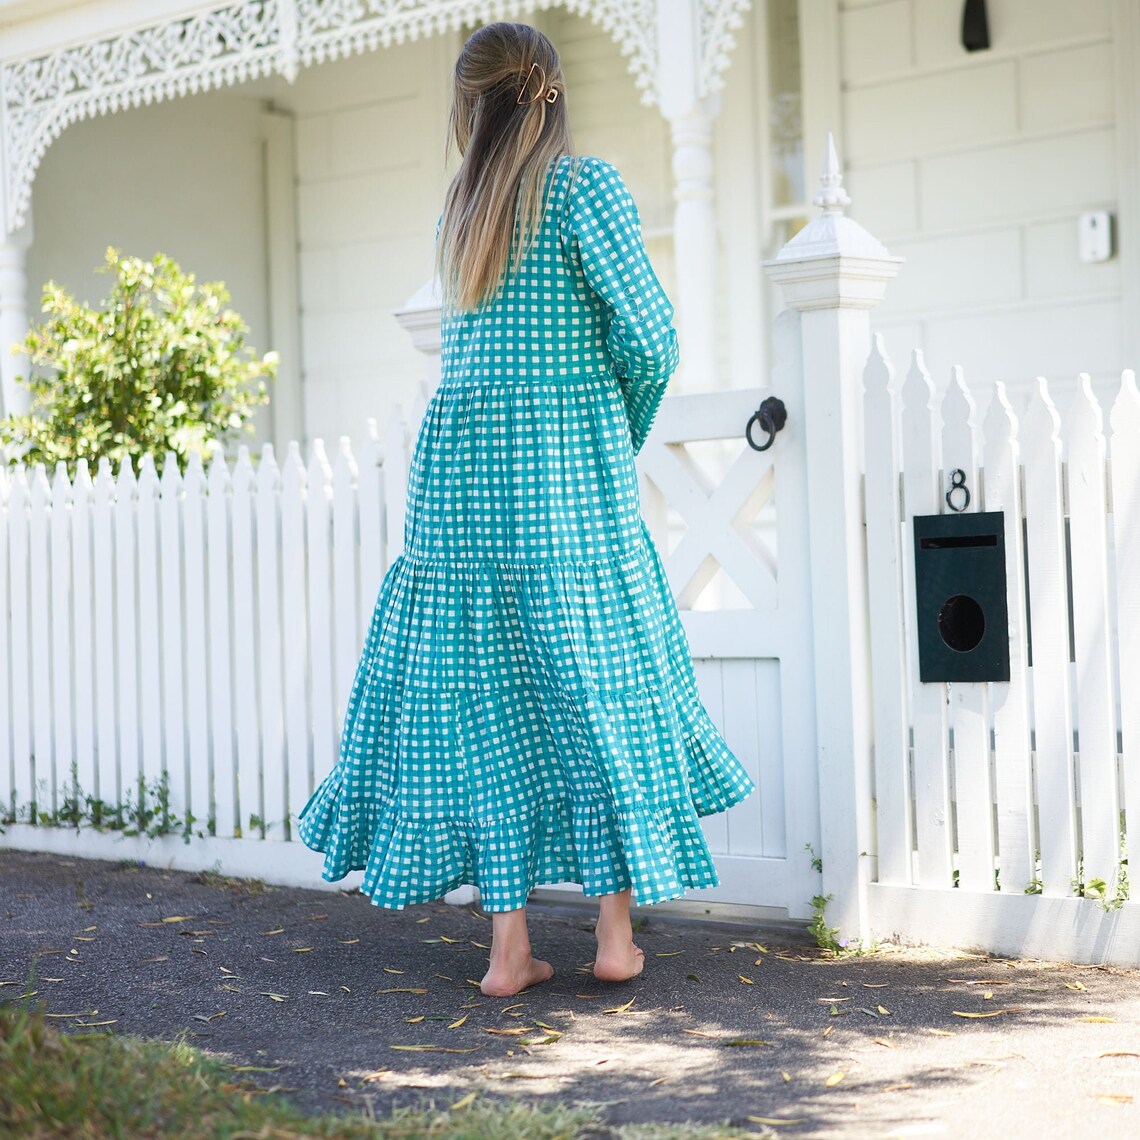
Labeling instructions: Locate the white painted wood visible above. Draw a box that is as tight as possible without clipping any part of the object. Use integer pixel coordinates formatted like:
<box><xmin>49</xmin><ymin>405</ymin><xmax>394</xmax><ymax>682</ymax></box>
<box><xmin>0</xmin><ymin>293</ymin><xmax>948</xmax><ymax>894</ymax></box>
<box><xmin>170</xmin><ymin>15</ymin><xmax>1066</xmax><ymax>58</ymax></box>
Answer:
<box><xmin>332</xmin><ymin>438</ymin><xmax>359</xmax><ymax>721</ymax></box>
<box><xmin>899</xmin><ymin>351</ymin><xmax>952</xmax><ymax>887</ymax></box>
<box><xmin>862</xmin><ymin>334</ymin><xmax>911</xmax><ymax>885</ymax></box>
<box><xmin>280</xmin><ymin>442</ymin><xmax>311</xmax><ymax>825</ymax></box>
<box><xmin>869</xmin><ymin>882</ymin><xmax>1140</xmax><ymax>968</ymax></box>
<box><xmin>91</xmin><ymin>460</ymin><xmax>116</xmax><ymax>806</ymax></box>
<box><xmin>230</xmin><ymin>447</ymin><xmax>260</xmax><ymax>837</ymax></box>
<box><xmin>8</xmin><ymin>467</ymin><xmax>32</xmax><ymax>814</ymax></box>
<box><xmin>71</xmin><ymin>462</ymin><xmax>95</xmax><ymax>807</ymax></box>
<box><xmin>693</xmin><ymin>659</ymin><xmax>729</xmax><ymax>853</ymax></box>
<box><xmin>182</xmin><ymin>454</ymin><xmax>210</xmax><ymax>838</ymax></box>
<box><xmin>159</xmin><ymin>456</ymin><xmax>186</xmax><ymax>830</ymax></box>
<box><xmin>0</xmin><ymin>467</ymin><xmax>11</xmax><ymax>815</ymax></box>
<box><xmin>982</xmin><ymin>383</ymin><xmax>1035</xmax><ymax>893</ymax></box>
<box><xmin>49</xmin><ymin>463</ymin><xmax>73</xmax><ymax>805</ymax></box>
<box><xmin>136</xmin><ymin>456</ymin><xmax>164</xmax><ymax>808</ymax></box>
<box><xmin>306</xmin><ymin>441</ymin><xmax>337</xmax><ymax>783</ymax></box>
<box><xmin>114</xmin><ymin>459</ymin><xmax>140</xmax><ymax>814</ymax></box>
<box><xmin>940</xmin><ymin>367</ymin><xmax>994</xmax><ymax>892</ymax></box>
<box><xmin>206</xmin><ymin>455</ymin><xmax>236</xmax><ymax>837</ymax></box>
<box><xmin>1110</xmin><ymin>372</ymin><xmax>1140</xmax><ymax>890</ymax></box>
<box><xmin>1064</xmin><ymin>376</ymin><xmax>1121</xmax><ymax>893</ymax></box>
<box><xmin>256</xmin><ymin>444</ymin><xmax>286</xmax><ymax>841</ymax></box>
<box><xmin>29</xmin><ymin>465</ymin><xmax>53</xmax><ymax>811</ymax></box>
<box><xmin>383</xmin><ymin>405</ymin><xmax>409</xmax><ymax>560</ymax></box>
<box><xmin>1022</xmin><ymin>378</ymin><xmax>1077</xmax><ymax>895</ymax></box>
<box><xmin>357</xmin><ymin>419</ymin><xmax>385</xmax><ymax>617</ymax></box>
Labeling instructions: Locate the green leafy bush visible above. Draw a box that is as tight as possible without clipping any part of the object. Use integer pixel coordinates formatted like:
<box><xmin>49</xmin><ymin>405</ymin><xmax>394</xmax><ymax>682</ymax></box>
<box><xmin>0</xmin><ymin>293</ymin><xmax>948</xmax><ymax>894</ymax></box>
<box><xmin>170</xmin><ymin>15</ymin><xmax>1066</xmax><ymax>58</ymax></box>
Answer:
<box><xmin>0</xmin><ymin>246</ymin><xmax>276</xmax><ymax>473</ymax></box>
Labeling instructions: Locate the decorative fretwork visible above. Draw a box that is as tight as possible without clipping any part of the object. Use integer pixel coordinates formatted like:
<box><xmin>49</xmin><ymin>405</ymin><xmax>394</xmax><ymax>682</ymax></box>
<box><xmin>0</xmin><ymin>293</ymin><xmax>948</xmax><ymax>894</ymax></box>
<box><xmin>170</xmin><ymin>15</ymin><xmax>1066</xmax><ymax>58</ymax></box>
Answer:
<box><xmin>0</xmin><ymin>0</ymin><xmax>687</xmax><ymax>235</ymax></box>
<box><xmin>1</xmin><ymin>2</ymin><xmax>282</xmax><ymax>233</ymax></box>
<box><xmin>698</xmin><ymin>0</ymin><xmax>750</xmax><ymax>97</ymax></box>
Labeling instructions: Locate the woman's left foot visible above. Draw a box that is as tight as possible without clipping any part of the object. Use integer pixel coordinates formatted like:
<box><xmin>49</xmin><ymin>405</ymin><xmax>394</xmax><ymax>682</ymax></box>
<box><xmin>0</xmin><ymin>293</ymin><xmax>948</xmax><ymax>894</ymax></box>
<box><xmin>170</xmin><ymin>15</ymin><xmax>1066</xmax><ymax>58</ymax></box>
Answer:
<box><xmin>480</xmin><ymin>955</ymin><xmax>554</xmax><ymax>997</ymax></box>
<box><xmin>593</xmin><ymin>934</ymin><xmax>645</xmax><ymax>982</ymax></box>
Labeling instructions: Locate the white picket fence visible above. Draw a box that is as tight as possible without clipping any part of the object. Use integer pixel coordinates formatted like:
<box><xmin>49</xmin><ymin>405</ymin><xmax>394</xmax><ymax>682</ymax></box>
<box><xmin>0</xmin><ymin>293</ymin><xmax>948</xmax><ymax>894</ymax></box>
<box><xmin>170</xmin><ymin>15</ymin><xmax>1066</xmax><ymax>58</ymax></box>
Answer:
<box><xmin>0</xmin><ymin>390</ymin><xmax>428</xmax><ymax>851</ymax></box>
<box><xmin>863</xmin><ymin>338</ymin><xmax>1140</xmax><ymax>956</ymax></box>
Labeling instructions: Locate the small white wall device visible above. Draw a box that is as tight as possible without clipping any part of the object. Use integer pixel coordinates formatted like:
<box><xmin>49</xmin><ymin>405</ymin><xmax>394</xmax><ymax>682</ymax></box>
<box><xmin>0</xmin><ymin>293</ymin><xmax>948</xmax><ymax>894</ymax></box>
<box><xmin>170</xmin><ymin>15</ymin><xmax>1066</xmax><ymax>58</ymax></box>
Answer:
<box><xmin>1078</xmin><ymin>210</ymin><xmax>1114</xmax><ymax>263</ymax></box>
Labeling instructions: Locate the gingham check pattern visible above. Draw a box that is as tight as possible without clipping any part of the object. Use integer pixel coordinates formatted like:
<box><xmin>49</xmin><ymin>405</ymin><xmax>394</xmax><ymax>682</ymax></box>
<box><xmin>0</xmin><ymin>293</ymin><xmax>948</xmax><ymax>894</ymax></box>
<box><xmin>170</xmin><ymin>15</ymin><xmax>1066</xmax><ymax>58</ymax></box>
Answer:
<box><xmin>299</xmin><ymin>156</ymin><xmax>756</xmax><ymax>911</ymax></box>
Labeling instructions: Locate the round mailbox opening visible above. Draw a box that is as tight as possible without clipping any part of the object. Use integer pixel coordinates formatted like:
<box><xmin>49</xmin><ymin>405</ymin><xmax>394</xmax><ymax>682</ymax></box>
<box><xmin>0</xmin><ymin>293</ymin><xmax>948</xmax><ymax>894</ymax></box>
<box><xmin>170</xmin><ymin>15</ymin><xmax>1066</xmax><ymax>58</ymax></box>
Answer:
<box><xmin>938</xmin><ymin>594</ymin><xmax>985</xmax><ymax>653</ymax></box>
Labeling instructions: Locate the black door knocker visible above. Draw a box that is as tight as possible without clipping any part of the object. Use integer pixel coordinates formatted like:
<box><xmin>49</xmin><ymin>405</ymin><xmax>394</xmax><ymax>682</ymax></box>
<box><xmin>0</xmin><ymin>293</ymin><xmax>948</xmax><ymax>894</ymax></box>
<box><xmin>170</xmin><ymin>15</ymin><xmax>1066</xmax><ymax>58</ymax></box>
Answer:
<box><xmin>746</xmin><ymin>396</ymin><xmax>788</xmax><ymax>452</ymax></box>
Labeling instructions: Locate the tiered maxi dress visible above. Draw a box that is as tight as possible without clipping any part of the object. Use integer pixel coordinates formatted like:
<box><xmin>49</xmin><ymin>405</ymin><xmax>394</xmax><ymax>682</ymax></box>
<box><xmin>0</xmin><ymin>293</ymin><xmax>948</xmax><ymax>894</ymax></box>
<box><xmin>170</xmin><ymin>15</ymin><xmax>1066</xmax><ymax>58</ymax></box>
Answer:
<box><xmin>298</xmin><ymin>154</ymin><xmax>756</xmax><ymax>912</ymax></box>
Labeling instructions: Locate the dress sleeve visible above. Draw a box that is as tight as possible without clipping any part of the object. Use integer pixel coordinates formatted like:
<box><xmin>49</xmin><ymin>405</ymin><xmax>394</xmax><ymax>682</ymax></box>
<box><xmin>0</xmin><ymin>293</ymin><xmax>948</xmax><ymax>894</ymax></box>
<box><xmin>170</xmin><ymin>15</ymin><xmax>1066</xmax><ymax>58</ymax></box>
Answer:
<box><xmin>567</xmin><ymin>158</ymin><xmax>680</xmax><ymax>455</ymax></box>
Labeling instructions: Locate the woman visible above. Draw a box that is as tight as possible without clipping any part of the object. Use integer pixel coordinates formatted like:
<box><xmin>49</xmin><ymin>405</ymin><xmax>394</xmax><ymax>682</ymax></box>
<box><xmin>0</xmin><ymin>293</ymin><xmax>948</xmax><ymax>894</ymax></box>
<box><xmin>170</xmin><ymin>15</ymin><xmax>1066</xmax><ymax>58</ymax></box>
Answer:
<box><xmin>299</xmin><ymin>22</ymin><xmax>755</xmax><ymax>999</ymax></box>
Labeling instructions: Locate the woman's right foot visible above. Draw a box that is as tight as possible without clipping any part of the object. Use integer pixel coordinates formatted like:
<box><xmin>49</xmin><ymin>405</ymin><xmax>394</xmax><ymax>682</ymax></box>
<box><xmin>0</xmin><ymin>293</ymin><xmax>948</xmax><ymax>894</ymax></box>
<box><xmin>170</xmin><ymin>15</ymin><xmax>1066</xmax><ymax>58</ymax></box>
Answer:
<box><xmin>593</xmin><ymin>924</ymin><xmax>646</xmax><ymax>982</ymax></box>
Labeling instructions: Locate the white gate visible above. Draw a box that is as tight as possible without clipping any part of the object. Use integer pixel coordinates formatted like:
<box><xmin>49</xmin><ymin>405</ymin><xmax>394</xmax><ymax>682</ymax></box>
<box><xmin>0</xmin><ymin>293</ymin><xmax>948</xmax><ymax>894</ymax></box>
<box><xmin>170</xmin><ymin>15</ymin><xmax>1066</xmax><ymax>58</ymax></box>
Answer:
<box><xmin>636</xmin><ymin>371</ymin><xmax>820</xmax><ymax>918</ymax></box>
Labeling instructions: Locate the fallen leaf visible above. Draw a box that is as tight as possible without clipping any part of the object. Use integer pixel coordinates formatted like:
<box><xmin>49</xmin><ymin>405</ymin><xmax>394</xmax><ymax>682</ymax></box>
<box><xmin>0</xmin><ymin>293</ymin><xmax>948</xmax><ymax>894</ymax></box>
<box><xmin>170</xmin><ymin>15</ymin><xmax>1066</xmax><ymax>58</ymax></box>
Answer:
<box><xmin>338</xmin><ymin>939</ymin><xmax>360</xmax><ymax>945</ymax></box>
<box><xmin>261</xmin><ymin>928</ymin><xmax>285</xmax><ymax>936</ymax></box>
<box><xmin>389</xmin><ymin>1045</ymin><xmax>483</xmax><ymax>1054</ymax></box>
<box><xmin>1066</xmin><ymin>982</ymin><xmax>1088</xmax><ymax>992</ymax></box>
<box><xmin>655</xmin><ymin>950</ymin><xmax>684</xmax><ymax>957</ymax></box>
<box><xmin>825</xmin><ymin>1072</ymin><xmax>845</xmax><ymax>1087</ymax></box>
<box><xmin>485</xmin><ymin>1027</ymin><xmax>532</xmax><ymax>1036</ymax></box>
<box><xmin>781</xmin><ymin>1071</ymin><xmax>792</xmax><ymax>1082</ymax></box>
<box><xmin>259</xmin><ymin>992</ymin><xmax>287</xmax><ymax>1002</ymax></box>
<box><xmin>448</xmin><ymin>1015</ymin><xmax>468</xmax><ymax>1029</ymax></box>
<box><xmin>927</xmin><ymin>1028</ymin><xmax>955</xmax><ymax>1036</ymax></box>
<box><xmin>404</xmin><ymin>1016</ymin><xmax>425</xmax><ymax>1024</ymax></box>
<box><xmin>724</xmin><ymin>1039</ymin><xmax>771</xmax><ymax>1047</ymax></box>
<box><xmin>383</xmin><ymin>968</ymin><xmax>404</xmax><ymax>974</ymax></box>
<box><xmin>872</xmin><ymin>1037</ymin><xmax>896</xmax><ymax>1049</ymax></box>
<box><xmin>748</xmin><ymin>1118</ymin><xmax>805</xmax><ymax>1128</ymax></box>
<box><xmin>76</xmin><ymin>1019</ymin><xmax>117</xmax><ymax>1027</ymax></box>
<box><xmin>439</xmin><ymin>935</ymin><xmax>461</xmax><ymax>944</ymax></box>
<box><xmin>1090</xmin><ymin>1094</ymin><xmax>1133</xmax><ymax>1105</ymax></box>
<box><xmin>304</xmin><ymin>914</ymin><xmax>328</xmax><ymax>922</ymax></box>
<box><xmin>878</xmin><ymin>1005</ymin><xmax>892</xmax><ymax>1016</ymax></box>
<box><xmin>292</xmin><ymin>948</ymin><xmax>313</xmax><ymax>954</ymax></box>
<box><xmin>161</xmin><ymin>916</ymin><xmax>197</xmax><ymax>924</ymax></box>
<box><xmin>862</xmin><ymin>983</ymin><xmax>889</xmax><ymax>988</ymax></box>
<box><xmin>739</xmin><ymin>976</ymin><xmax>754</xmax><ymax>985</ymax></box>
<box><xmin>227</xmin><ymin>1065</ymin><xmax>282</xmax><ymax>1073</ymax></box>
<box><xmin>192</xmin><ymin>1011</ymin><xmax>227</xmax><ymax>1023</ymax></box>
<box><xmin>308</xmin><ymin>991</ymin><xmax>330</xmax><ymax>996</ymax></box>
<box><xmin>822</xmin><ymin>1026</ymin><xmax>833</xmax><ymax>1038</ymax></box>
<box><xmin>683</xmin><ymin>1029</ymin><xmax>720</xmax><ymax>1039</ymax></box>
<box><xmin>648</xmin><ymin>1076</ymin><xmax>668</xmax><ymax>1087</ymax></box>
<box><xmin>450</xmin><ymin>1092</ymin><xmax>477</xmax><ymax>1111</ymax></box>
<box><xmin>375</xmin><ymin>988</ymin><xmax>429</xmax><ymax>995</ymax></box>
<box><xmin>858</xmin><ymin>1007</ymin><xmax>879</xmax><ymax>1018</ymax></box>
<box><xmin>603</xmin><ymin>997</ymin><xmax>636</xmax><ymax>1014</ymax></box>
<box><xmin>884</xmin><ymin>1082</ymin><xmax>914</xmax><ymax>1092</ymax></box>
<box><xmin>983</xmin><ymin>991</ymin><xmax>994</xmax><ymax>1000</ymax></box>
<box><xmin>1081</xmin><ymin>1017</ymin><xmax>1117</xmax><ymax>1023</ymax></box>
<box><xmin>1099</xmin><ymin>1052</ymin><xmax>1140</xmax><ymax>1058</ymax></box>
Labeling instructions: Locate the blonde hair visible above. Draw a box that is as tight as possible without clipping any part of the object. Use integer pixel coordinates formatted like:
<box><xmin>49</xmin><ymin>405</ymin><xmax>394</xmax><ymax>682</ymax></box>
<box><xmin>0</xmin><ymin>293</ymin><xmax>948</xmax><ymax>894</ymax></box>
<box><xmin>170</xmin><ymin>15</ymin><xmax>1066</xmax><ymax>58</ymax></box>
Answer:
<box><xmin>436</xmin><ymin>23</ymin><xmax>576</xmax><ymax>312</ymax></box>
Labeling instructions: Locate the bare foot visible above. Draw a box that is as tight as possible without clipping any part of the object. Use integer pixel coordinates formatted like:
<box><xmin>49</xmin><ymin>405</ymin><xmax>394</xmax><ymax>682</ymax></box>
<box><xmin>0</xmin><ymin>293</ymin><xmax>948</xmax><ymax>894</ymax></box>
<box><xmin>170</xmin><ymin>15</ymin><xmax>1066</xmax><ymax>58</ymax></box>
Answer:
<box><xmin>480</xmin><ymin>955</ymin><xmax>554</xmax><ymax>997</ymax></box>
<box><xmin>593</xmin><ymin>933</ymin><xmax>646</xmax><ymax>983</ymax></box>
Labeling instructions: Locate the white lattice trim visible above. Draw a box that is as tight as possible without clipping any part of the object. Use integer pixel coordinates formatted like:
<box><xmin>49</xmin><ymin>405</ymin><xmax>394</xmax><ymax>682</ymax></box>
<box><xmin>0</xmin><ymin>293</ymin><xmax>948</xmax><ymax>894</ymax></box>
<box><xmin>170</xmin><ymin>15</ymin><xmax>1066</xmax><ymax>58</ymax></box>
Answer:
<box><xmin>699</xmin><ymin>0</ymin><xmax>750</xmax><ymax>97</ymax></box>
<box><xmin>0</xmin><ymin>0</ymin><xmax>662</xmax><ymax>235</ymax></box>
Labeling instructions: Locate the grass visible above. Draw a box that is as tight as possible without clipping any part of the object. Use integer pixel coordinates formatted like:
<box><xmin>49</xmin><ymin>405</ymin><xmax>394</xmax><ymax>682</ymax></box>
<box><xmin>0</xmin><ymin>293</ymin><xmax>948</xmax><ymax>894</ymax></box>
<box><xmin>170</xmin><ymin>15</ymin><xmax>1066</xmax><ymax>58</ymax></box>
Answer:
<box><xmin>0</xmin><ymin>1004</ymin><xmax>752</xmax><ymax>1140</ymax></box>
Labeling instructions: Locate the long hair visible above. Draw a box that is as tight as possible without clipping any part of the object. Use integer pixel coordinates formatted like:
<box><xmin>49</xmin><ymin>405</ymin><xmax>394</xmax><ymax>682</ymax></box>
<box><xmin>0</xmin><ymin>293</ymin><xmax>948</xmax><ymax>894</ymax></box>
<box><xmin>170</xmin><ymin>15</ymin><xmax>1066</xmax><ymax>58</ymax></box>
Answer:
<box><xmin>436</xmin><ymin>23</ymin><xmax>576</xmax><ymax>312</ymax></box>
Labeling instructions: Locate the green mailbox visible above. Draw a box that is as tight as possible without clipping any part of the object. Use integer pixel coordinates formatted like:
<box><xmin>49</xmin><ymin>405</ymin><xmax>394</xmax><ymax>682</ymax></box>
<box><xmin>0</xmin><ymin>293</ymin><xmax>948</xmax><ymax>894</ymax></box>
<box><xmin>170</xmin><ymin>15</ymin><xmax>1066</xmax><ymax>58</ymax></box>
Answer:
<box><xmin>913</xmin><ymin>511</ymin><xmax>1010</xmax><ymax>683</ymax></box>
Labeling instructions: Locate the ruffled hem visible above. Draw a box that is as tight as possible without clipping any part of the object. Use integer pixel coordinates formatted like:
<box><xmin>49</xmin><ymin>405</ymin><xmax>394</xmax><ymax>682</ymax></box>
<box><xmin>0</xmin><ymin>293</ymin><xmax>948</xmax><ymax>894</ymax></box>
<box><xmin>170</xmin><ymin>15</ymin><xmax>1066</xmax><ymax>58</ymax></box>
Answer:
<box><xmin>298</xmin><ymin>772</ymin><xmax>740</xmax><ymax>911</ymax></box>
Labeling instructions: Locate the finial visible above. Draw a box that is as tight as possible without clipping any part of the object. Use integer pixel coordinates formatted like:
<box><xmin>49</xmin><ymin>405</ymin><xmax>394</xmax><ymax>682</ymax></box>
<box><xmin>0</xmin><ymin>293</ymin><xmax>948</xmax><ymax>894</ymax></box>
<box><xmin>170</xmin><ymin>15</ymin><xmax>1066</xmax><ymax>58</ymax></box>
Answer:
<box><xmin>812</xmin><ymin>132</ymin><xmax>851</xmax><ymax>214</ymax></box>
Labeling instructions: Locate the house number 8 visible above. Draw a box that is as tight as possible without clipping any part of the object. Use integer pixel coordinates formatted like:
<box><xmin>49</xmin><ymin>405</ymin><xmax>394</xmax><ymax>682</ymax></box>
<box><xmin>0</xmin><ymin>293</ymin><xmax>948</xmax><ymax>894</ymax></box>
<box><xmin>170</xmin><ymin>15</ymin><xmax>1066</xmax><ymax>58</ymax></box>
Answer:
<box><xmin>945</xmin><ymin>469</ymin><xmax>970</xmax><ymax>512</ymax></box>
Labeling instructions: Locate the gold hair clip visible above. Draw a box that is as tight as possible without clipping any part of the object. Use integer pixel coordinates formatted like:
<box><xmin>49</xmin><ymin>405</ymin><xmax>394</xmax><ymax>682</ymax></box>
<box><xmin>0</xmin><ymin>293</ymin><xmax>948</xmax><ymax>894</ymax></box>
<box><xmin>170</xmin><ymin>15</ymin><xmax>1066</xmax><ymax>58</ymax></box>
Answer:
<box><xmin>517</xmin><ymin>61</ymin><xmax>559</xmax><ymax>105</ymax></box>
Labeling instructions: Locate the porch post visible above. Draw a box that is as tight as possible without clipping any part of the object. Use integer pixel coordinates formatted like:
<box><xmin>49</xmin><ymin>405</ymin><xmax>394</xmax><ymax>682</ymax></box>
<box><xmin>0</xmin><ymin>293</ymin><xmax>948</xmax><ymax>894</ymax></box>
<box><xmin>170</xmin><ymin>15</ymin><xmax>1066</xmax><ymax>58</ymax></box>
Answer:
<box><xmin>764</xmin><ymin>136</ymin><xmax>902</xmax><ymax>941</ymax></box>
<box><xmin>394</xmin><ymin>276</ymin><xmax>443</xmax><ymax>397</ymax></box>
<box><xmin>0</xmin><ymin>216</ymin><xmax>32</xmax><ymax>419</ymax></box>
<box><xmin>657</xmin><ymin>0</ymin><xmax>718</xmax><ymax>393</ymax></box>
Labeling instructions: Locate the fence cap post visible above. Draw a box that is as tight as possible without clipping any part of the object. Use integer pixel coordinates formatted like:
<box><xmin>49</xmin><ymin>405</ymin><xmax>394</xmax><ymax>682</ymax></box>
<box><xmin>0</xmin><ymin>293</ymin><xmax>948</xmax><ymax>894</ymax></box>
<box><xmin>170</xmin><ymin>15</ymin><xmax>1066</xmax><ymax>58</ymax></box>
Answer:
<box><xmin>394</xmin><ymin>275</ymin><xmax>442</xmax><ymax>355</ymax></box>
<box><xmin>764</xmin><ymin>133</ymin><xmax>903</xmax><ymax>312</ymax></box>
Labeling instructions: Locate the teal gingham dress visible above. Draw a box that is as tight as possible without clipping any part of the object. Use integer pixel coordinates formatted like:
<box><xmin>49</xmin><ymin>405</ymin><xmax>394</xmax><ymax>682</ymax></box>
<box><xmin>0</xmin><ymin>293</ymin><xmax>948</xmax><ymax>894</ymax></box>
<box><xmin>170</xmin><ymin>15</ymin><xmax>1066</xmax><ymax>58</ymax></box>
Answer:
<box><xmin>298</xmin><ymin>154</ymin><xmax>756</xmax><ymax>912</ymax></box>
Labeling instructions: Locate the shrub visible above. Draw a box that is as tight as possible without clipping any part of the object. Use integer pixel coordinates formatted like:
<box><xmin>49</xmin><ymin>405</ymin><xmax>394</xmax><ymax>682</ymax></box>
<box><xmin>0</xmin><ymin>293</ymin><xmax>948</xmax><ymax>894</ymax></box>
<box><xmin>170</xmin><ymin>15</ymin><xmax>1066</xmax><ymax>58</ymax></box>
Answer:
<box><xmin>0</xmin><ymin>246</ymin><xmax>276</xmax><ymax>473</ymax></box>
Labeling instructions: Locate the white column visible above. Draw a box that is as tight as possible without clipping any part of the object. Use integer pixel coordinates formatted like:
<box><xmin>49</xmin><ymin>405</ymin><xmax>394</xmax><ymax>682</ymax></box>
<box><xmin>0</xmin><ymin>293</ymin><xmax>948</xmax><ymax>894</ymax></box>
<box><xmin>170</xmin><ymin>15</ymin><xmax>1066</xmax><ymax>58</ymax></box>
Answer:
<box><xmin>764</xmin><ymin>136</ymin><xmax>903</xmax><ymax>941</ymax></box>
<box><xmin>0</xmin><ymin>216</ymin><xmax>33</xmax><ymax>419</ymax></box>
<box><xmin>668</xmin><ymin>99</ymin><xmax>720</xmax><ymax>393</ymax></box>
<box><xmin>394</xmin><ymin>276</ymin><xmax>443</xmax><ymax>397</ymax></box>
<box><xmin>657</xmin><ymin>0</ymin><xmax>719</xmax><ymax>393</ymax></box>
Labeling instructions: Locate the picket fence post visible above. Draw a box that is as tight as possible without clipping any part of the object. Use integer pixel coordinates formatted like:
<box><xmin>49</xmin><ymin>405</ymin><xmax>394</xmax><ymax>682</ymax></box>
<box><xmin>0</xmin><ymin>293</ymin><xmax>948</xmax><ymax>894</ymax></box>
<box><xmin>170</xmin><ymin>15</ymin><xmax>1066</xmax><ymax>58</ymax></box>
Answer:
<box><xmin>764</xmin><ymin>135</ymin><xmax>902</xmax><ymax>940</ymax></box>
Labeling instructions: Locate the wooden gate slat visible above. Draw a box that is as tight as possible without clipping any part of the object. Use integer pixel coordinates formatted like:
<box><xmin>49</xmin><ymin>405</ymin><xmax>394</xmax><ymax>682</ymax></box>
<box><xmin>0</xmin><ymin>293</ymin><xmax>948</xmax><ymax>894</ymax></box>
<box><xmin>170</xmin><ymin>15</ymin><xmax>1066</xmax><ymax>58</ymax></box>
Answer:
<box><xmin>207</xmin><ymin>455</ymin><xmax>236</xmax><ymax>837</ymax></box>
<box><xmin>1064</xmin><ymin>376</ymin><xmax>1121</xmax><ymax>894</ymax></box>
<box><xmin>159</xmin><ymin>456</ymin><xmax>187</xmax><ymax>833</ymax></box>
<box><xmin>182</xmin><ymin>455</ymin><xmax>210</xmax><ymax>838</ymax></box>
<box><xmin>29</xmin><ymin>466</ymin><xmax>53</xmax><ymax>813</ymax></box>
<box><xmin>900</xmin><ymin>351</ymin><xmax>953</xmax><ymax>886</ymax></box>
<box><xmin>256</xmin><ymin>445</ymin><xmax>286</xmax><ymax>841</ymax></box>
<box><xmin>49</xmin><ymin>464</ymin><xmax>74</xmax><ymax>810</ymax></box>
<box><xmin>71</xmin><ymin>462</ymin><xmax>96</xmax><ymax>809</ymax></box>
<box><xmin>863</xmin><ymin>336</ymin><xmax>911</xmax><ymax>885</ymax></box>
<box><xmin>136</xmin><ymin>457</ymin><xmax>164</xmax><ymax>813</ymax></box>
<box><xmin>982</xmin><ymin>384</ymin><xmax>1035</xmax><ymax>892</ymax></box>
<box><xmin>1022</xmin><ymin>378</ymin><xmax>1077</xmax><ymax>895</ymax></box>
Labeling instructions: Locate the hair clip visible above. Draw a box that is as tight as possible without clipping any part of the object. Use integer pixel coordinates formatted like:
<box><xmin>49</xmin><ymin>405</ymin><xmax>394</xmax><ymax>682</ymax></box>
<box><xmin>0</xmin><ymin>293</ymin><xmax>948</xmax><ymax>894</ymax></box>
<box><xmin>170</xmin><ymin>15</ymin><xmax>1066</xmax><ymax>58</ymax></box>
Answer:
<box><xmin>517</xmin><ymin>61</ymin><xmax>559</xmax><ymax>105</ymax></box>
